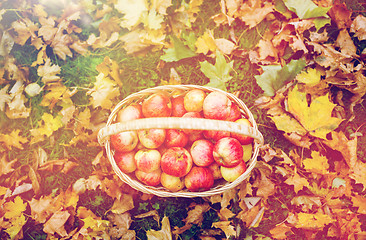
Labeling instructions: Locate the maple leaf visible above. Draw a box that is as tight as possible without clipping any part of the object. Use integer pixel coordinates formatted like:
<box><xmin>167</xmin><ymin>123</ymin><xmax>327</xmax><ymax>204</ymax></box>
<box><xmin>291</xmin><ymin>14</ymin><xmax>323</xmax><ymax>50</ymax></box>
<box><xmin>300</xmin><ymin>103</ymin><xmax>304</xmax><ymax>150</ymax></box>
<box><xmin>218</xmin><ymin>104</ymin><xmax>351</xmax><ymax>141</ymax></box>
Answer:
<box><xmin>0</xmin><ymin>129</ymin><xmax>28</xmax><ymax>150</ymax></box>
<box><xmin>11</xmin><ymin>18</ymin><xmax>39</xmax><ymax>46</ymax></box>
<box><xmin>37</xmin><ymin>58</ymin><xmax>61</xmax><ymax>84</ymax></box>
<box><xmin>296</xmin><ymin>68</ymin><xmax>321</xmax><ymax>86</ymax></box>
<box><xmin>237</xmin><ymin>0</ymin><xmax>274</xmax><ymax>29</ymax></box>
<box><xmin>270</xmin><ymin>114</ymin><xmax>307</xmax><ymax>136</ymax></box>
<box><xmin>351</xmin><ymin>194</ymin><xmax>366</xmax><ymax>214</ymax></box>
<box><xmin>350</xmin><ymin>15</ymin><xmax>366</xmax><ymax>41</ymax></box>
<box><xmin>184</xmin><ymin>203</ymin><xmax>210</xmax><ymax>226</ymax></box>
<box><xmin>109</xmin><ymin>194</ymin><xmax>134</xmax><ymax>214</ymax></box>
<box><xmin>30</xmin><ymin>112</ymin><xmax>63</xmax><ymax>144</ymax></box>
<box><xmin>288</xmin><ymin>85</ymin><xmax>343</xmax><ymax>139</ymax></box>
<box><xmin>302</xmin><ymin>151</ymin><xmax>329</xmax><ymax>174</ymax></box>
<box><xmin>115</xmin><ymin>0</ymin><xmax>148</xmax><ymax>30</ymax></box>
<box><xmin>200</xmin><ymin>50</ymin><xmax>234</xmax><ymax>91</ymax></box>
<box><xmin>269</xmin><ymin>222</ymin><xmax>292</xmax><ymax>239</ymax></box>
<box><xmin>284</xmin><ymin>170</ymin><xmax>309</xmax><ymax>193</ymax></box>
<box><xmin>255</xmin><ymin>59</ymin><xmax>306</xmax><ymax>96</ymax></box>
<box><xmin>3</xmin><ymin>196</ymin><xmax>27</xmax><ymax>219</ymax></box>
<box><xmin>146</xmin><ymin>216</ymin><xmax>172</xmax><ymax>240</ymax></box>
<box><xmin>212</xmin><ymin>221</ymin><xmax>236</xmax><ymax>238</ymax></box>
<box><xmin>5</xmin><ymin>86</ymin><xmax>31</xmax><ymax>119</ymax></box>
<box><xmin>283</xmin><ymin>0</ymin><xmax>330</xmax><ymax>19</ymax></box>
<box><xmin>350</xmin><ymin>160</ymin><xmax>366</xmax><ymax>191</ymax></box>
<box><xmin>161</xmin><ymin>36</ymin><xmax>196</xmax><ymax>62</ymax></box>
<box><xmin>87</xmin><ymin>72</ymin><xmax>120</xmax><ymax>109</ymax></box>
<box><xmin>4</xmin><ymin>214</ymin><xmax>26</xmax><ymax>239</ymax></box>
<box><xmin>295</xmin><ymin>211</ymin><xmax>335</xmax><ymax>229</ymax></box>
<box><xmin>195</xmin><ymin>31</ymin><xmax>216</xmax><ymax>54</ymax></box>
<box><xmin>43</xmin><ymin>210</ymin><xmax>71</xmax><ymax>237</ymax></box>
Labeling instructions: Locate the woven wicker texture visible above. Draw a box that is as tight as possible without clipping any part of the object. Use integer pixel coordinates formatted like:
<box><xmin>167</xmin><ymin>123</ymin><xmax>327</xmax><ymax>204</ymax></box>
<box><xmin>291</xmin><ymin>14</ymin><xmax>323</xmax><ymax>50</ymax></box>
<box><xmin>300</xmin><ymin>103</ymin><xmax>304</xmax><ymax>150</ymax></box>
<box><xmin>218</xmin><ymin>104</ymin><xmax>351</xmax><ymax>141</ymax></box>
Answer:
<box><xmin>98</xmin><ymin>85</ymin><xmax>264</xmax><ymax>197</ymax></box>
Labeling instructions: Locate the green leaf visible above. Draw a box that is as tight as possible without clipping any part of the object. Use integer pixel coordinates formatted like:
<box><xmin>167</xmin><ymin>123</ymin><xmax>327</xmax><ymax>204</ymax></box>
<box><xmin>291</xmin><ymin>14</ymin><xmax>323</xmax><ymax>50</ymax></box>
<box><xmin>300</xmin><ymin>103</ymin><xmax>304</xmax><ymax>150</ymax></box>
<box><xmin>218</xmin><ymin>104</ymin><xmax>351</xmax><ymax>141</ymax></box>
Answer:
<box><xmin>160</xmin><ymin>36</ymin><xmax>196</xmax><ymax>62</ymax></box>
<box><xmin>313</xmin><ymin>17</ymin><xmax>331</xmax><ymax>31</ymax></box>
<box><xmin>283</xmin><ymin>0</ymin><xmax>330</xmax><ymax>19</ymax></box>
<box><xmin>255</xmin><ymin>59</ymin><xmax>306</xmax><ymax>96</ymax></box>
<box><xmin>200</xmin><ymin>51</ymin><xmax>234</xmax><ymax>91</ymax></box>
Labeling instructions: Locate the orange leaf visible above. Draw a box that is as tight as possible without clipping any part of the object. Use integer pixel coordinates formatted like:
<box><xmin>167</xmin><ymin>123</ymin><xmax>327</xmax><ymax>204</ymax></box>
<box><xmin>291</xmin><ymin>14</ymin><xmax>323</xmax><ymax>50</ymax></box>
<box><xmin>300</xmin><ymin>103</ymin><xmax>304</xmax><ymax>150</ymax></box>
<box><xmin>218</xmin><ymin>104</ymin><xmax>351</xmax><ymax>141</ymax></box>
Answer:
<box><xmin>284</xmin><ymin>170</ymin><xmax>309</xmax><ymax>193</ymax></box>
<box><xmin>270</xmin><ymin>223</ymin><xmax>292</xmax><ymax>239</ymax></box>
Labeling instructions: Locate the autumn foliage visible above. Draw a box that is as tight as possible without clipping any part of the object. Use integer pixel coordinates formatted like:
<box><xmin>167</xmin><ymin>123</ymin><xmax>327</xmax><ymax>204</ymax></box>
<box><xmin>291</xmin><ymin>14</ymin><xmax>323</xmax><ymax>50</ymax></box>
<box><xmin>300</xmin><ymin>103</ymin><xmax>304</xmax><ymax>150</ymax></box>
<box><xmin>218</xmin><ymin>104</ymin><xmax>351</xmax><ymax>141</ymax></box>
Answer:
<box><xmin>0</xmin><ymin>0</ymin><xmax>366</xmax><ymax>239</ymax></box>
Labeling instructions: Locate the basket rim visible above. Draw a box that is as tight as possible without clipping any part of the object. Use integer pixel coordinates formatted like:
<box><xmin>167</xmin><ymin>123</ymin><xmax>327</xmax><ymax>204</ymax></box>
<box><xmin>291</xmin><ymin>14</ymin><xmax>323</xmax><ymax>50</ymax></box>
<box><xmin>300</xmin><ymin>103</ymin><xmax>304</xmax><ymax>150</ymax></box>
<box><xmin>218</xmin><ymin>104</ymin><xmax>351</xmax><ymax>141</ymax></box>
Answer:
<box><xmin>99</xmin><ymin>85</ymin><xmax>263</xmax><ymax>198</ymax></box>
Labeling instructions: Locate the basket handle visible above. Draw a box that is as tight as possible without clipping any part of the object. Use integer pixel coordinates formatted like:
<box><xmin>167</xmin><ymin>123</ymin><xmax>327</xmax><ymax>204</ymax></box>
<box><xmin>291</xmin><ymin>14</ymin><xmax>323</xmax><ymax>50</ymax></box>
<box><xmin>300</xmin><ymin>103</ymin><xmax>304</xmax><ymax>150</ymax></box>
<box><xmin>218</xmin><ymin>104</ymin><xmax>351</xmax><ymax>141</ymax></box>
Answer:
<box><xmin>98</xmin><ymin>117</ymin><xmax>264</xmax><ymax>146</ymax></box>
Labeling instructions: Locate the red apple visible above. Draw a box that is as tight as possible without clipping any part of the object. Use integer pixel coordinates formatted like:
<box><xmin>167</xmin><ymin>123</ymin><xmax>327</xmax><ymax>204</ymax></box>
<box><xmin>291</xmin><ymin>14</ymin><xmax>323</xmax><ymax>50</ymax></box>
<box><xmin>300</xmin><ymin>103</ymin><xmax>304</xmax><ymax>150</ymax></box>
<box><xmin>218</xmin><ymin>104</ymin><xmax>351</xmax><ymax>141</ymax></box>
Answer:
<box><xmin>117</xmin><ymin>104</ymin><xmax>142</xmax><ymax>122</ymax></box>
<box><xmin>184</xmin><ymin>89</ymin><xmax>206</xmax><ymax>112</ymax></box>
<box><xmin>142</xmin><ymin>93</ymin><xmax>172</xmax><ymax>117</ymax></box>
<box><xmin>208</xmin><ymin>162</ymin><xmax>222</xmax><ymax>180</ymax></box>
<box><xmin>188</xmin><ymin>132</ymin><xmax>204</xmax><ymax>143</ymax></box>
<box><xmin>160</xmin><ymin>172</ymin><xmax>185</xmax><ymax>192</ymax></box>
<box><xmin>182</xmin><ymin>112</ymin><xmax>203</xmax><ymax>135</ymax></box>
<box><xmin>220</xmin><ymin>160</ymin><xmax>247</xmax><ymax>182</ymax></box>
<box><xmin>135</xmin><ymin>168</ymin><xmax>161</xmax><ymax>186</ymax></box>
<box><xmin>134</xmin><ymin>149</ymin><xmax>161</xmax><ymax>173</ymax></box>
<box><xmin>184</xmin><ymin>166</ymin><xmax>214</xmax><ymax>192</ymax></box>
<box><xmin>111</xmin><ymin>131</ymin><xmax>138</xmax><ymax>152</ymax></box>
<box><xmin>138</xmin><ymin>128</ymin><xmax>166</xmax><ymax>149</ymax></box>
<box><xmin>213</xmin><ymin>137</ymin><xmax>243</xmax><ymax>167</ymax></box>
<box><xmin>171</xmin><ymin>96</ymin><xmax>187</xmax><ymax>117</ymax></box>
<box><xmin>226</xmin><ymin>103</ymin><xmax>241</xmax><ymax>122</ymax></box>
<box><xmin>114</xmin><ymin>151</ymin><xmax>136</xmax><ymax>173</ymax></box>
<box><xmin>161</xmin><ymin>147</ymin><xmax>193</xmax><ymax>177</ymax></box>
<box><xmin>190</xmin><ymin>139</ymin><xmax>214</xmax><ymax>167</ymax></box>
<box><xmin>165</xmin><ymin>129</ymin><xmax>188</xmax><ymax>148</ymax></box>
<box><xmin>203</xmin><ymin>91</ymin><xmax>232</xmax><ymax>120</ymax></box>
<box><xmin>231</xmin><ymin>118</ymin><xmax>254</xmax><ymax>145</ymax></box>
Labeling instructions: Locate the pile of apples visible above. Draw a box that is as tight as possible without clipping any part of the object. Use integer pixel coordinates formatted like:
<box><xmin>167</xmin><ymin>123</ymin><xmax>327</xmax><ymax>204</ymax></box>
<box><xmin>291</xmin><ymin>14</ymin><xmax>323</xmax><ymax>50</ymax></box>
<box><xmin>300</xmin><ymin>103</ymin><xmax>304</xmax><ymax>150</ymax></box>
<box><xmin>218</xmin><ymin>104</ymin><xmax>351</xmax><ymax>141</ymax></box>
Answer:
<box><xmin>111</xmin><ymin>89</ymin><xmax>254</xmax><ymax>192</ymax></box>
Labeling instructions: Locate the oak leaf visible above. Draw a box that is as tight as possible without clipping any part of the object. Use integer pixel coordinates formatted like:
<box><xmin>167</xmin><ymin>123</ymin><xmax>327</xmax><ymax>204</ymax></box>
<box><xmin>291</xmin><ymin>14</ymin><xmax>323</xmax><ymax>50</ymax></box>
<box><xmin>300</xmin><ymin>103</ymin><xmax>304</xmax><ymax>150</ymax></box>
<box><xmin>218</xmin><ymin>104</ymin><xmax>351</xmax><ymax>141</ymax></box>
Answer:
<box><xmin>288</xmin><ymin>85</ymin><xmax>343</xmax><ymax>139</ymax></box>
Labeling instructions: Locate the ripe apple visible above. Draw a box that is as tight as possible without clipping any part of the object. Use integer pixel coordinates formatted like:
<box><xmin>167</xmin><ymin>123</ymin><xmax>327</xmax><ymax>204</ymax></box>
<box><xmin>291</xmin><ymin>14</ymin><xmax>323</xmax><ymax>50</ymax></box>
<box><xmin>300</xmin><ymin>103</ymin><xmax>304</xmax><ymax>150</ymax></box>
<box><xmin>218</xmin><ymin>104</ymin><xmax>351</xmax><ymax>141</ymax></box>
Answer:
<box><xmin>171</xmin><ymin>96</ymin><xmax>187</xmax><ymax>117</ymax></box>
<box><xmin>242</xmin><ymin>144</ymin><xmax>253</xmax><ymax>162</ymax></box>
<box><xmin>116</xmin><ymin>104</ymin><xmax>142</xmax><ymax>122</ymax></box>
<box><xmin>114</xmin><ymin>151</ymin><xmax>136</xmax><ymax>173</ymax></box>
<box><xmin>231</xmin><ymin>118</ymin><xmax>254</xmax><ymax>145</ymax></box>
<box><xmin>184</xmin><ymin>89</ymin><xmax>206</xmax><ymax>112</ymax></box>
<box><xmin>165</xmin><ymin>129</ymin><xmax>188</xmax><ymax>148</ymax></box>
<box><xmin>226</xmin><ymin>103</ymin><xmax>241</xmax><ymax>122</ymax></box>
<box><xmin>188</xmin><ymin>132</ymin><xmax>204</xmax><ymax>143</ymax></box>
<box><xmin>208</xmin><ymin>162</ymin><xmax>222</xmax><ymax>180</ymax></box>
<box><xmin>160</xmin><ymin>172</ymin><xmax>185</xmax><ymax>192</ymax></box>
<box><xmin>190</xmin><ymin>139</ymin><xmax>214</xmax><ymax>167</ymax></box>
<box><xmin>203</xmin><ymin>91</ymin><xmax>232</xmax><ymax>120</ymax></box>
<box><xmin>203</xmin><ymin>130</ymin><xmax>230</xmax><ymax>141</ymax></box>
<box><xmin>184</xmin><ymin>166</ymin><xmax>214</xmax><ymax>192</ymax></box>
<box><xmin>213</xmin><ymin>137</ymin><xmax>243</xmax><ymax>167</ymax></box>
<box><xmin>220</xmin><ymin>160</ymin><xmax>247</xmax><ymax>182</ymax></box>
<box><xmin>161</xmin><ymin>147</ymin><xmax>193</xmax><ymax>177</ymax></box>
<box><xmin>182</xmin><ymin>112</ymin><xmax>203</xmax><ymax>135</ymax></box>
<box><xmin>138</xmin><ymin>128</ymin><xmax>166</xmax><ymax>149</ymax></box>
<box><xmin>142</xmin><ymin>93</ymin><xmax>172</xmax><ymax>118</ymax></box>
<box><xmin>111</xmin><ymin>131</ymin><xmax>138</xmax><ymax>152</ymax></box>
<box><xmin>134</xmin><ymin>149</ymin><xmax>161</xmax><ymax>173</ymax></box>
<box><xmin>135</xmin><ymin>168</ymin><xmax>161</xmax><ymax>186</ymax></box>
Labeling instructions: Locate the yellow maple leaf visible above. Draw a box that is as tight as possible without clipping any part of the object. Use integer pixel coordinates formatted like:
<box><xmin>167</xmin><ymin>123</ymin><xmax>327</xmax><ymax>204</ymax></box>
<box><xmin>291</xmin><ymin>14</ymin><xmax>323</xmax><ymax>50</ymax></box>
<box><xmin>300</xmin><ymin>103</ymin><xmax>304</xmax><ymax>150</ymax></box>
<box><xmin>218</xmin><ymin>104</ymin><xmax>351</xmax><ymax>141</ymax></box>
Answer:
<box><xmin>0</xmin><ymin>129</ymin><xmax>28</xmax><ymax>150</ymax></box>
<box><xmin>4</xmin><ymin>213</ymin><xmax>26</xmax><ymax>239</ymax></box>
<box><xmin>115</xmin><ymin>0</ymin><xmax>148</xmax><ymax>30</ymax></box>
<box><xmin>297</xmin><ymin>68</ymin><xmax>321</xmax><ymax>85</ymax></box>
<box><xmin>270</xmin><ymin>114</ymin><xmax>307</xmax><ymax>135</ymax></box>
<box><xmin>303</xmin><ymin>151</ymin><xmax>329</xmax><ymax>174</ymax></box>
<box><xmin>142</xmin><ymin>9</ymin><xmax>164</xmax><ymax>30</ymax></box>
<box><xmin>88</xmin><ymin>73</ymin><xmax>120</xmax><ymax>109</ymax></box>
<box><xmin>212</xmin><ymin>221</ymin><xmax>236</xmax><ymax>238</ymax></box>
<box><xmin>4</xmin><ymin>196</ymin><xmax>27</xmax><ymax>219</ymax></box>
<box><xmin>288</xmin><ymin>85</ymin><xmax>343</xmax><ymax>139</ymax></box>
<box><xmin>195</xmin><ymin>31</ymin><xmax>216</xmax><ymax>54</ymax></box>
<box><xmin>30</xmin><ymin>113</ymin><xmax>63</xmax><ymax>144</ymax></box>
<box><xmin>296</xmin><ymin>211</ymin><xmax>335</xmax><ymax>229</ymax></box>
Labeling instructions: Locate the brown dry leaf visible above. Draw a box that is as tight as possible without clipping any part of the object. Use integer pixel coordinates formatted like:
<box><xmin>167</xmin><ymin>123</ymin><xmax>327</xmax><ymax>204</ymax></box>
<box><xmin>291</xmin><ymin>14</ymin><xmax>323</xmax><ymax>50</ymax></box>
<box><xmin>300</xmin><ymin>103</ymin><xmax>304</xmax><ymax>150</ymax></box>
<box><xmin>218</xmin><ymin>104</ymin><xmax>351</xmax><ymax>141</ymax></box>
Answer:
<box><xmin>43</xmin><ymin>209</ymin><xmax>71</xmax><ymax>237</ymax></box>
<box><xmin>221</xmin><ymin>187</ymin><xmax>237</xmax><ymax>209</ymax></box>
<box><xmin>146</xmin><ymin>216</ymin><xmax>172</xmax><ymax>240</ymax></box>
<box><xmin>237</xmin><ymin>203</ymin><xmax>261</xmax><ymax>227</ymax></box>
<box><xmin>284</xmin><ymin>170</ymin><xmax>309</xmax><ymax>193</ymax></box>
<box><xmin>0</xmin><ymin>85</ymin><xmax>11</xmax><ymax>111</ymax></box>
<box><xmin>109</xmin><ymin>194</ymin><xmax>134</xmax><ymax>214</ymax></box>
<box><xmin>5</xmin><ymin>86</ymin><xmax>31</xmax><ymax>119</ymax></box>
<box><xmin>291</xmin><ymin>195</ymin><xmax>322</xmax><ymax>211</ymax></box>
<box><xmin>214</xmin><ymin>38</ymin><xmax>236</xmax><ymax>55</ymax></box>
<box><xmin>350</xmin><ymin>15</ymin><xmax>366</xmax><ymax>41</ymax></box>
<box><xmin>184</xmin><ymin>203</ymin><xmax>210</xmax><ymax>226</ymax></box>
<box><xmin>253</xmin><ymin>161</ymin><xmax>276</xmax><ymax>198</ymax></box>
<box><xmin>270</xmin><ymin>223</ymin><xmax>292</xmax><ymax>239</ymax></box>
<box><xmin>28</xmin><ymin>195</ymin><xmax>57</xmax><ymax>223</ymax></box>
<box><xmin>11</xmin><ymin>18</ymin><xmax>39</xmax><ymax>46</ymax></box>
<box><xmin>219</xmin><ymin>207</ymin><xmax>235</xmax><ymax>221</ymax></box>
<box><xmin>37</xmin><ymin>58</ymin><xmax>61</xmax><ymax>84</ymax></box>
<box><xmin>323</xmin><ymin>131</ymin><xmax>357</xmax><ymax>168</ymax></box>
<box><xmin>328</xmin><ymin>3</ymin><xmax>352</xmax><ymax>29</ymax></box>
<box><xmin>135</xmin><ymin>210</ymin><xmax>160</xmax><ymax>225</ymax></box>
<box><xmin>0</xmin><ymin>129</ymin><xmax>28</xmax><ymax>150</ymax></box>
<box><xmin>335</xmin><ymin>29</ymin><xmax>357</xmax><ymax>57</ymax></box>
<box><xmin>0</xmin><ymin>154</ymin><xmax>17</xmax><ymax>176</ymax></box>
<box><xmin>212</xmin><ymin>221</ymin><xmax>236</xmax><ymax>238</ymax></box>
<box><xmin>107</xmin><ymin>212</ymin><xmax>133</xmax><ymax>239</ymax></box>
<box><xmin>236</xmin><ymin>0</ymin><xmax>274</xmax><ymax>29</ymax></box>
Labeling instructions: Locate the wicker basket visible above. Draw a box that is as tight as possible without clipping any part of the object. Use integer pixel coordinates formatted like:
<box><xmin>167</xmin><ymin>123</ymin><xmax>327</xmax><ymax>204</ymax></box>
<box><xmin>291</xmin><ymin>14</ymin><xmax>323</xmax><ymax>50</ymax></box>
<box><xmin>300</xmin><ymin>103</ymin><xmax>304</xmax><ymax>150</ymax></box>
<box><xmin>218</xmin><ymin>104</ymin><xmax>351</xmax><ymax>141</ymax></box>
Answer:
<box><xmin>98</xmin><ymin>85</ymin><xmax>264</xmax><ymax>198</ymax></box>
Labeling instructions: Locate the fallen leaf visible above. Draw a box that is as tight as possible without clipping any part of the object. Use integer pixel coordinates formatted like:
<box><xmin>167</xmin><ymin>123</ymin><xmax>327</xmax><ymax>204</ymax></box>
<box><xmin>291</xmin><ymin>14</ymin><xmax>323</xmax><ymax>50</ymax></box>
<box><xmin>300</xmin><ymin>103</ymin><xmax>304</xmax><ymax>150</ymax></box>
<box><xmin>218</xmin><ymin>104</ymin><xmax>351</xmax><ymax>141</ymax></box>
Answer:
<box><xmin>302</xmin><ymin>151</ymin><xmax>329</xmax><ymax>174</ymax></box>
<box><xmin>212</xmin><ymin>221</ymin><xmax>236</xmax><ymax>238</ymax></box>
<box><xmin>161</xmin><ymin>36</ymin><xmax>196</xmax><ymax>62</ymax></box>
<box><xmin>350</xmin><ymin>160</ymin><xmax>366</xmax><ymax>191</ymax></box>
<box><xmin>0</xmin><ymin>155</ymin><xmax>17</xmax><ymax>176</ymax></box>
<box><xmin>284</xmin><ymin>170</ymin><xmax>309</xmax><ymax>193</ymax></box>
<box><xmin>37</xmin><ymin>58</ymin><xmax>61</xmax><ymax>84</ymax></box>
<box><xmin>195</xmin><ymin>31</ymin><xmax>216</xmax><ymax>54</ymax></box>
<box><xmin>328</xmin><ymin>3</ymin><xmax>352</xmax><ymax>29</ymax></box>
<box><xmin>107</xmin><ymin>212</ymin><xmax>133</xmax><ymax>239</ymax></box>
<box><xmin>288</xmin><ymin>85</ymin><xmax>343</xmax><ymax>139</ymax></box>
<box><xmin>110</xmin><ymin>194</ymin><xmax>134</xmax><ymax>214</ymax></box>
<box><xmin>283</xmin><ymin>0</ymin><xmax>330</xmax><ymax>19</ymax></box>
<box><xmin>237</xmin><ymin>0</ymin><xmax>274</xmax><ymax>28</ymax></box>
<box><xmin>4</xmin><ymin>213</ymin><xmax>26</xmax><ymax>239</ymax></box>
<box><xmin>350</xmin><ymin>15</ymin><xmax>366</xmax><ymax>41</ymax></box>
<box><xmin>146</xmin><ymin>216</ymin><xmax>172</xmax><ymax>240</ymax></box>
<box><xmin>115</xmin><ymin>0</ymin><xmax>148</xmax><ymax>30</ymax></box>
<box><xmin>3</xmin><ymin>196</ymin><xmax>27</xmax><ymax>219</ymax></box>
<box><xmin>219</xmin><ymin>207</ymin><xmax>235</xmax><ymax>220</ymax></box>
<box><xmin>0</xmin><ymin>129</ymin><xmax>28</xmax><ymax>150</ymax></box>
<box><xmin>351</xmin><ymin>194</ymin><xmax>366</xmax><ymax>214</ymax></box>
<box><xmin>291</xmin><ymin>195</ymin><xmax>322</xmax><ymax>211</ymax></box>
<box><xmin>335</xmin><ymin>29</ymin><xmax>357</xmax><ymax>57</ymax></box>
<box><xmin>295</xmin><ymin>211</ymin><xmax>335</xmax><ymax>229</ymax></box>
<box><xmin>270</xmin><ymin>114</ymin><xmax>307</xmax><ymax>136</ymax></box>
<box><xmin>135</xmin><ymin>210</ymin><xmax>160</xmax><ymax>225</ymax></box>
<box><xmin>269</xmin><ymin>222</ymin><xmax>292</xmax><ymax>239</ymax></box>
<box><xmin>87</xmin><ymin>72</ymin><xmax>120</xmax><ymax>109</ymax></box>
